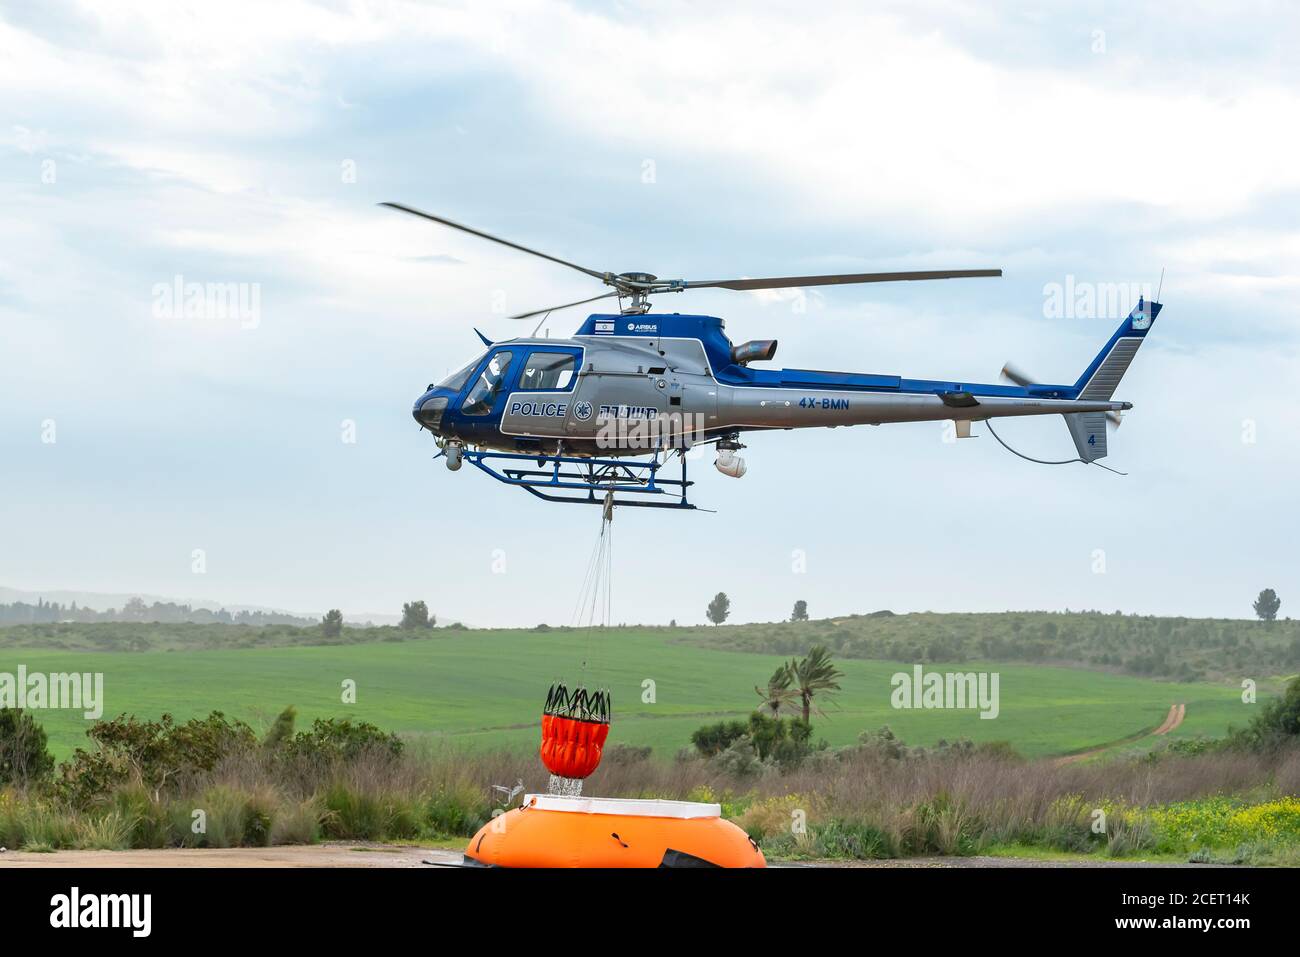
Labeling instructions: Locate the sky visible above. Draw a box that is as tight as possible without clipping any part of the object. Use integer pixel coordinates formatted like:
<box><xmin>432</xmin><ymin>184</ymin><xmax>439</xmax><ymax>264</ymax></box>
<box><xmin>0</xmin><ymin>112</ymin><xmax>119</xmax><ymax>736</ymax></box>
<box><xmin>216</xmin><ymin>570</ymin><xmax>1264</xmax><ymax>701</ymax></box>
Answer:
<box><xmin>2</xmin><ymin>0</ymin><xmax>1298</xmax><ymax>626</ymax></box>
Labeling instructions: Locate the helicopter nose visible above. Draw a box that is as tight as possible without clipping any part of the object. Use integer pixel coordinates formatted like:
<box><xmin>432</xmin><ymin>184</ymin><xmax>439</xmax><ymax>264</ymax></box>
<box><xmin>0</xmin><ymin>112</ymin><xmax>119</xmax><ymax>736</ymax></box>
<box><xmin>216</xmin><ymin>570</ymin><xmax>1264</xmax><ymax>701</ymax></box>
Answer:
<box><xmin>413</xmin><ymin>392</ymin><xmax>448</xmax><ymax>433</ymax></box>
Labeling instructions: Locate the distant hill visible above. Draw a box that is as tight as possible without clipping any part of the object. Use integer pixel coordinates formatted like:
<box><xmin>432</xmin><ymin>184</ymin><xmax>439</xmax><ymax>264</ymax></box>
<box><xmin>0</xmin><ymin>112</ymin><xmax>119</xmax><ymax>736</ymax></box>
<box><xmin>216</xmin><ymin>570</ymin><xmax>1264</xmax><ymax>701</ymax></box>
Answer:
<box><xmin>678</xmin><ymin>611</ymin><xmax>1300</xmax><ymax>683</ymax></box>
<box><xmin>2</xmin><ymin>611</ymin><xmax>1296</xmax><ymax>685</ymax></box>
<box><xmin>0</xmin><ymin>586</ymin><xmax>465</xmax><ymax>629</ymax></box>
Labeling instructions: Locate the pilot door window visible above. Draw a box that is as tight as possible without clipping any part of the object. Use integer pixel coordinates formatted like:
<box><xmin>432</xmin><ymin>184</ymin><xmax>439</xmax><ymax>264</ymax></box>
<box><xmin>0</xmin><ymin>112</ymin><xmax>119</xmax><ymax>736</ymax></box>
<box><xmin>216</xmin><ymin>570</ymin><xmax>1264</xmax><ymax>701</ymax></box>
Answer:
<box><xmin>462</xmin><ymin>351</ymin><xmax>514</xmax><ymax>416</ymax></box>
<box><xmin>519</xmin><ymin>351</ymin><xmax>576</xmax><ymax>391</ymax></box>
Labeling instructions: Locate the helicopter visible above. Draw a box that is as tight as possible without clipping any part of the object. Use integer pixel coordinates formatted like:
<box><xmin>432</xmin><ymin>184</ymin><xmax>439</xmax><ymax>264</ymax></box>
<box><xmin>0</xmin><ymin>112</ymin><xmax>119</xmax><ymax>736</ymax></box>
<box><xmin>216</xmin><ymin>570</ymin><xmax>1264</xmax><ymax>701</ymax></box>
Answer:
<box><xmin>388</xmin><ymin>203</ymin><xmax>1158</xmax><ymax>510</ymax></box>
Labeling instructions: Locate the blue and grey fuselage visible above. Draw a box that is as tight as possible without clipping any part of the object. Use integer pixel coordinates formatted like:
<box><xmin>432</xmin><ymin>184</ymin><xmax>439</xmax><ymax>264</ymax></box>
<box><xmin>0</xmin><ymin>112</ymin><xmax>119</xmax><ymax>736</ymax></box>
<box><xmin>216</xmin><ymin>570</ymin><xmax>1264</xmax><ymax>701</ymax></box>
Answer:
<box><xmin>414</xmin><ymin>299</ymin><xmax>1158</xmax><ymax>464</ymax></box>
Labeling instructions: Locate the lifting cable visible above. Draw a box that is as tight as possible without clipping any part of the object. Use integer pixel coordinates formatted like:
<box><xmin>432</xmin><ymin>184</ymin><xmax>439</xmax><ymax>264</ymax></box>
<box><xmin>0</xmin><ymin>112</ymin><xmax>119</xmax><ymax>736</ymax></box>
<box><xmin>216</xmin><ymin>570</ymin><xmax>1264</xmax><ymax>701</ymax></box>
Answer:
<box><xmin>569</xmin><ymin>491</ymin><xmax>616</xmax><ymax>682</ymax></box>
<box><xmin>983</xmin><ymin>419</ymin><xmax>1127</xmax><ymax>476</ymax></box>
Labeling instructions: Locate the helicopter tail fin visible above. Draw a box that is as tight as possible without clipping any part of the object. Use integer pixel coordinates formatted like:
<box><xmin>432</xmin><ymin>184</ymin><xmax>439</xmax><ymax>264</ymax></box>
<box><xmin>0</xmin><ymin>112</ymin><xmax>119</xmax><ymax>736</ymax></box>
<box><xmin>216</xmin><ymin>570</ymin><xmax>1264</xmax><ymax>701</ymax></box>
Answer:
<box><xmin>1062</xmin><ymin>298</ymin><xmax>1159</xmax><ymax>463</ymax></box>
<box><xmin>1072</xmin><ymin>297</ymin><xmax>1160</xmax><ymax>400</ymax></box>
<box><xmin>1064</xmin><ymin>411</ymin><xmax>1109</xmax><ymax>462</ymax></box>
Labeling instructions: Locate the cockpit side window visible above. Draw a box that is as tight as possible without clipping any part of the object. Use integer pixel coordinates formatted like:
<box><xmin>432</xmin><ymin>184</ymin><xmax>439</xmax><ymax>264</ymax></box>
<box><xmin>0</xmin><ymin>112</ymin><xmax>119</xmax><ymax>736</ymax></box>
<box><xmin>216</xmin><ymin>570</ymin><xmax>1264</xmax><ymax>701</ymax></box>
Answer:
<box><xmin>519</xmin><ymin>351</ymin><xmax>577</xmax><ymax>391</ymax></box>
<box><xmin>462</xmin><ymin>351</ymin><xmax>514</xmax><ymax>416</ymax></box>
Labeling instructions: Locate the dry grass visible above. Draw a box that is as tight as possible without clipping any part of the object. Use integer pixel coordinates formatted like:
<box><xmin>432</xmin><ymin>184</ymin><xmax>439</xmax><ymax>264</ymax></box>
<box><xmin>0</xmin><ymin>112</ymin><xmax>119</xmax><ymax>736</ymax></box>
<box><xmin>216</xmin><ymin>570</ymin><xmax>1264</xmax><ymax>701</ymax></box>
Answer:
<box><xmin>2</xmin><ymin>742</ymin><xmax>1298</xmax><ymax>858</ymax></box>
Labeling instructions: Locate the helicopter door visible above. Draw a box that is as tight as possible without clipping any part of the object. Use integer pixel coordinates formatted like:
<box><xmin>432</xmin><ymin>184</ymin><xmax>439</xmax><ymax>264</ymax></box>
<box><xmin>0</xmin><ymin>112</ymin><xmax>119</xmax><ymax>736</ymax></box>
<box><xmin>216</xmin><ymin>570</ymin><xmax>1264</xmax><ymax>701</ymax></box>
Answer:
<box><xmin>498</xmin><ymin>347</ymin><xmax>582</xmax><ymax>439</ymax></box>
<box><xmin>459</xmin><ymin>348</ymin><xmax>518</xmax><ymax>439</ymax></box>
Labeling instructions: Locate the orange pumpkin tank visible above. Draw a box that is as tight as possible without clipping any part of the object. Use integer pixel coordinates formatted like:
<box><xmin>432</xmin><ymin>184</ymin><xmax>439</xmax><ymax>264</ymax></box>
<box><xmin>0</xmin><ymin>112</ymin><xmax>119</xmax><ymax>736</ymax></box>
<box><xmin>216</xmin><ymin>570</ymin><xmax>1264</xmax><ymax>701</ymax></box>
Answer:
<box><xmin>464</xmin><ymin>794</ymin><xmax>766</xmax><ymax>868</ymax></box>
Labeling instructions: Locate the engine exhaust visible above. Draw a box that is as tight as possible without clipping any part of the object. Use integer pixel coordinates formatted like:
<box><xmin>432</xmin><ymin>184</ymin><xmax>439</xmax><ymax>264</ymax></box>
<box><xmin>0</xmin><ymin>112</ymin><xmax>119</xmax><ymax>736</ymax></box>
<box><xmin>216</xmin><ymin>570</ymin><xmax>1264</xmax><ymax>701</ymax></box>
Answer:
<box><xmin>730</xmin><ymin>339</ymin><xmax>778</xmax><ymax>365</ymax></box>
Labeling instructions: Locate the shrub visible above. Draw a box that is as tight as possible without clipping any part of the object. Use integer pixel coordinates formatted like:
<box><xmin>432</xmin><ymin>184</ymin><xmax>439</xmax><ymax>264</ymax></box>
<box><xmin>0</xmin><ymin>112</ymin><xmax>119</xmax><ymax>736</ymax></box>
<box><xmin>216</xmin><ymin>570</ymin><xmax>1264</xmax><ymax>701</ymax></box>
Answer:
<box><xmin>426</xmin><ymin>788</ymin><xmax>484</xmax><ymax>837</ymax></box>
<box><xmin>734</xmin><ymin>793</ymin><xmax>810</xmax><ymax>841</ymax></box>
<box><xmin>57</xmin><ymin>712</ymin><xmax>256</xmax><ymax>806</ymax></box>
<box><xmin>1228</xmin><ymin>675</ymin><xmax>1300</xmax><ymax>752</ymax></box>
<box><xmin>0</xmin><ymin>709</ymin><xmax>55</xmax><ymax>786</ymax></box>
<box><xmin>270</xmin><ymin>797</ymin><xmax>322</xmax><ymax>845</ymax></box>
<box><xmin>74</xmin><ymin>811</ymin><xmax>134</xmax><ymax>851</ymax></box>
<box><xmin>604</xmin><ymin>744</ymin><xmax>652</xmax><ymax>765</ymax></box>
<box><xmin>287</xmin><ymin>718</ymin><xmax>403</xmax><ymax>764</ymax></box>
<box><xmin>711</xmin><ymin>739</ymin><xmax>764</xmax><ymax>778</ymax></box>
<box><xmin>812</xmin><ymin>819</ymin><xmax>891</xmax><ymax>859</ymax></box>
<box><xmin>690</xmin><ymin>720</ymin><xmax>748</xmax><ymax>757</ymax></box>
<box><xmin>320</xmin><ymin>782</ymin><xmax>386</xmax><ymax>839</ymax></box>
<box><xmin>110</xmin><ymin>784</ymin><xmax>171</xmax><ymax>849</ymax></box>
<box><xmin>262</xmin><ymin>706</ymin><xmax>297</xmax><ymax>750</ymax></box>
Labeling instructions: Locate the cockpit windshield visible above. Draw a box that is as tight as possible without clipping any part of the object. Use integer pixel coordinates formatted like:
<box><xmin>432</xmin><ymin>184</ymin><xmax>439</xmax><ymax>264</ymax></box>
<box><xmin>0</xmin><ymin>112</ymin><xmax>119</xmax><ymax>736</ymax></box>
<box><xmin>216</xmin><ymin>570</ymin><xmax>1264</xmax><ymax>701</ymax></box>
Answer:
<box><xmin>463</xmin><ymin>350</ymin><xmax>514</xmax><ymax>416</ymax></box>
<box><xmin>437</xmin><ymin>354</ymin><xmax>484</xmax><ymax>392</ymax></box>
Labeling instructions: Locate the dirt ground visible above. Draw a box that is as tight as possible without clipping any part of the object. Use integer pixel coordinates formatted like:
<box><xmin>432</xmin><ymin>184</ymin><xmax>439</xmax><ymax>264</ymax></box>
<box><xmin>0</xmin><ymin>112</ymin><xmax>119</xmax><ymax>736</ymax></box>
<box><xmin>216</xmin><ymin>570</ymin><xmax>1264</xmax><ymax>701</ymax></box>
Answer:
<box><xmin>0</xmin><ymin>842</ymin><xmax>463</xmax><ymax>868</ymax></box>
<box><xmin>0</xmin><ymin>843</ymin><xmax>1196</xmax><ymax>868</ymax></box>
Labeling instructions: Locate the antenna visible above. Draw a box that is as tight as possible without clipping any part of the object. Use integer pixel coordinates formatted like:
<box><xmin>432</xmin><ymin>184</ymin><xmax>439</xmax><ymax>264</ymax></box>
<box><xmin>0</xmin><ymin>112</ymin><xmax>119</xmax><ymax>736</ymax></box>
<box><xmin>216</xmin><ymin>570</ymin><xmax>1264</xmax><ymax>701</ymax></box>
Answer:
<box><xmin>1156</xmin><ymin>267</ymin><xmax>1165</xmax><ymax>304</ymax></box>
<box><xmin>530</xmin><ymin>310</ymin><xmax>554</xmax><ymax>338</ymax></box>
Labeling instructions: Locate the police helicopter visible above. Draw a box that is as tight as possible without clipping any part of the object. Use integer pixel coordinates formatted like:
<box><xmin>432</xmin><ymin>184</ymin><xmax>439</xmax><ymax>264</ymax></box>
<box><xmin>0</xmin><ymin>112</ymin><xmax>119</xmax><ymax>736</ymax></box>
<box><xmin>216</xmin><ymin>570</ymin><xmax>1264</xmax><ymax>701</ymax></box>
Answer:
<box><xmin>389</xmin><ymin>203</ymin><xmax>1158</xmax><ymax>511</ymax></box>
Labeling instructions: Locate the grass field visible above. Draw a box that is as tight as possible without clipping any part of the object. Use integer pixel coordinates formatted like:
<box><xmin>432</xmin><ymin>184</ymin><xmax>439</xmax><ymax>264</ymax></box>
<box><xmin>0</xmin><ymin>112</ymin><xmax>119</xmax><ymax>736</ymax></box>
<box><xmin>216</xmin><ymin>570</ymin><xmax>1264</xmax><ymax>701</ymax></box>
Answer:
<box><xmin>3</xmin><ymin>626</ymin><xmax>1259</xmax><ymax>760</ymax></box>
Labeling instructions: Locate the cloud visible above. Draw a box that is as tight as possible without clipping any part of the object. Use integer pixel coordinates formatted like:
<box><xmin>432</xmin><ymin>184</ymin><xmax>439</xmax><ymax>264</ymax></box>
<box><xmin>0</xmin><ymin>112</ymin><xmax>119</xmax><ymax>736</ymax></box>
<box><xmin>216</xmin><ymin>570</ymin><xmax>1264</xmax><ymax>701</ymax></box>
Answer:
<box><xmin>2</xmin><ymin>0</ymin><xmax>1298</xmax><ymax>621</ymax></box>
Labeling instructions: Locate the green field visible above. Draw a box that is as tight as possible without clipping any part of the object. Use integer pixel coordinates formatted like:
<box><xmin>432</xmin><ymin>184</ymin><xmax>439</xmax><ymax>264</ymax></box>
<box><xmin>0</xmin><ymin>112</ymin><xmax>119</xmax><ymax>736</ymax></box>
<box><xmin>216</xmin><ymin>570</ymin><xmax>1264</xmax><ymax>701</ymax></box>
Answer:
<box><xmin>1</xmin><ymin>627</ymin><xmax>1257</xmax><ymax>760</ymax></box>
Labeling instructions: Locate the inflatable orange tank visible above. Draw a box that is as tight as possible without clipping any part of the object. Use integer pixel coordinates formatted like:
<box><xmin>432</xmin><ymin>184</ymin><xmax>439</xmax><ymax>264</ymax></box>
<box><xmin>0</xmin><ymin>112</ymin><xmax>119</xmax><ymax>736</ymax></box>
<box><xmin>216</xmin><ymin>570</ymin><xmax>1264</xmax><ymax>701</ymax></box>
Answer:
<box><xmin>465</xmin><ymin>794</ymin><xmax>766</xmax><ymax>868</ymax></box>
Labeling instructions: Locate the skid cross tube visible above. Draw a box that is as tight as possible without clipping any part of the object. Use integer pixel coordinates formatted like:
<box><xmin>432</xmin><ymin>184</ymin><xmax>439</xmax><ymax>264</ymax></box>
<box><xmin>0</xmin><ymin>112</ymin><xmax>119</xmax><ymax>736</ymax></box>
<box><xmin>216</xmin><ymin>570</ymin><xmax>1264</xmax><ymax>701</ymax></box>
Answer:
<box><xmin>460</xmin><ymin>448</ymin><xmax>697</xmax><ymax>510</ymax></box>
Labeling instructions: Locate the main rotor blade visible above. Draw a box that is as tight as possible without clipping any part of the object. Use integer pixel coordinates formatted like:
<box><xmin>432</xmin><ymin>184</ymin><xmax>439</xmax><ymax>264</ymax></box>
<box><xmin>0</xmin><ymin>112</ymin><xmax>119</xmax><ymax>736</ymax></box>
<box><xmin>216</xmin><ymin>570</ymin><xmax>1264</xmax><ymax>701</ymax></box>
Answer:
<box><xmin>379</xmin><ymin>203</ymin><xmax>608</xmax><ymax>281</ymax></box>
<box><xmin>509</xmin><ymin>292</ymin><xmax>621</xmax><ymax>321</ymax></box>
<box><xmin>684</xmin><ymin>268</ymin><xmax>1002</xmax><ymax>291</ymax></box>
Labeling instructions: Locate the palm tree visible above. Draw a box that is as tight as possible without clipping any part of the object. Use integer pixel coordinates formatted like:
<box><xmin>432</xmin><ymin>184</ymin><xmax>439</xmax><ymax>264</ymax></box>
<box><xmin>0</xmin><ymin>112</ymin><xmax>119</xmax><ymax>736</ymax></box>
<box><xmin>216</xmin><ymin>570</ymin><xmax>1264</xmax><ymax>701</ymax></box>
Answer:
<box><xmin>791</xmin><ymin>645</ymin><xmax>843</xmax><ymax>724</ymax></box>
<box><xmin>754</xmin><ymin>663</ymin><xmax>798</xmax><ymax>717</ymax></box>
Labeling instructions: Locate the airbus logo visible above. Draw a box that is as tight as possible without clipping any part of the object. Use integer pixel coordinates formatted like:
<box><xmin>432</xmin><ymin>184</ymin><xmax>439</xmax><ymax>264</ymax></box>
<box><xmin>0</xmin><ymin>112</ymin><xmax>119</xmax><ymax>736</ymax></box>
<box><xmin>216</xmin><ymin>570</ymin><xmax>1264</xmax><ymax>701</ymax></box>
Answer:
<box><xmin>626</xmin><ymin>322</ymin><xmax>658</xmax><ymax>333</ymax></box>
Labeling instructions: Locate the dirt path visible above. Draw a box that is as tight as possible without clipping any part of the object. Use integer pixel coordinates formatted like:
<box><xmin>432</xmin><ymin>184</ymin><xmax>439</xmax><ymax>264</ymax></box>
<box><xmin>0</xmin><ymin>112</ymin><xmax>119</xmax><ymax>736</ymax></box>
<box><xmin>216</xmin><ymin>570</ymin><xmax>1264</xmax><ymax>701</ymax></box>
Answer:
<box><xmin>1154</xmin><ymin>702</ymin><xmax>1186</xmax><ymax>735</ymax></box>
<box><xmin>1054</xmin><ymin>703</ymin><xmax>1186</xmax><ymax>765</ymax></box>
<box><xmin>0</xmin><ymin>844</ymin><xmax>1195</xmax><ymax>868</ymax></box>
<box><xmin>0</xmin><ymin>842</ymin><xmax>464</xmax><ymax>869</ymax></box>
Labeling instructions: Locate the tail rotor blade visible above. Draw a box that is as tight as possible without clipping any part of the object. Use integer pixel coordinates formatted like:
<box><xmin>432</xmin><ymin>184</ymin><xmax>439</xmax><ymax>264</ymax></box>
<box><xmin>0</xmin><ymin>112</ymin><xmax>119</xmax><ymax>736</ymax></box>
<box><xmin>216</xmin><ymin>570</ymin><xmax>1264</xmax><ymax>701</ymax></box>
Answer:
<box><xmin>1000</xmin><ymin>362</ymin><xmax>1036</xmax><ymax>387</ymax></box>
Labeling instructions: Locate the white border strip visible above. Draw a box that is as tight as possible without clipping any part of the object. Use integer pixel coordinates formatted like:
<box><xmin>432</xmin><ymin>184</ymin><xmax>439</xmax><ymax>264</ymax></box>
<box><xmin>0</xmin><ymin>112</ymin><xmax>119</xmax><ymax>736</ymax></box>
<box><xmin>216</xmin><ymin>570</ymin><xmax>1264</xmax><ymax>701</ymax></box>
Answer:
<box><xmin>524</xmin><ymin>794</ymin><xmax>721</xmax><ymax>819</ymax></box>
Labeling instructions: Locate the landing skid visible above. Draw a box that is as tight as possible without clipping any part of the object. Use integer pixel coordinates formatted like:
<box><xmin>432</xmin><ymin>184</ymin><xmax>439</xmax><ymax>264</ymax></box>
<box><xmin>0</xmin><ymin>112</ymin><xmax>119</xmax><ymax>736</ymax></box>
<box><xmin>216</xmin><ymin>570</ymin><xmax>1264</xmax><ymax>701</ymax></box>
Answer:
<box><xmin>458</xmin><ymin>448</ymin><xmax>698</xmax><ymax>510</ymax></box>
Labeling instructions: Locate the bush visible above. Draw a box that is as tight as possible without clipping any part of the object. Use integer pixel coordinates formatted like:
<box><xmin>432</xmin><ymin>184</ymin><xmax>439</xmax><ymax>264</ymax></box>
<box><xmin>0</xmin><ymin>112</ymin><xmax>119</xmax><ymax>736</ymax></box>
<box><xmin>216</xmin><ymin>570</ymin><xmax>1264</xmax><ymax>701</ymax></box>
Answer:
<box><xmin>270</xmin><ymin>798</ymin><xmax>322</xmax><ymax>845</ymax></box>
<box><xmin>711</xmin><ymin>738</ymin><xmax>764</xmax><ymax>778</ymax></box>
<box><xmin>74</xmin><ymin>811</ymin><xmax>134</xmax><ymax>851</ymax></box>
<box><xmin>110</xmin><ymin>784</ymin><xmax>171</xmax><ymax>849</ymax></box>
<box><xmin>426</xmin><ymin>787</ymin><xmax>485</xmax><ymax>837</ymax></box>
<box><xmin>812</xmin><ymin>819</ymin><xmax>891</xmax><ymax>859</ymax></box>
<box><xmin>57</xmin><ymin>712</ymin><xmax>256</xmax><ymax>807</ymax></box>
<box><xmin>604</xmin><ymin>744</ymin><xmax>652</xmax><ymax>765</ymax></box>
<box><xmin>262</xmin><ymin>706</ymin><xmax>297</xmax><ymax>750</ymax></box>
<box><xmin>178</xmin><ymin>785</ymin><xmax>274</xmax><ymax>848</ymax></box>
<box><xmin>0</xmin><ymin>709</ymin><xmax>55</xmax><ymax>786</ymax></box>
<box><xmin>1228</xmin><ymin>675</ymin><xmax>1300</xmax><ymax>752</ymax></box>
<box><xmin>286</xmin><ymin>718</ymin><xmax>403</xmax><ymax>764</ymax></box>
<box><xmin>690</xmin><ymin>720</ymin><xmax>748</xmax><ymax>757</ymax></box>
